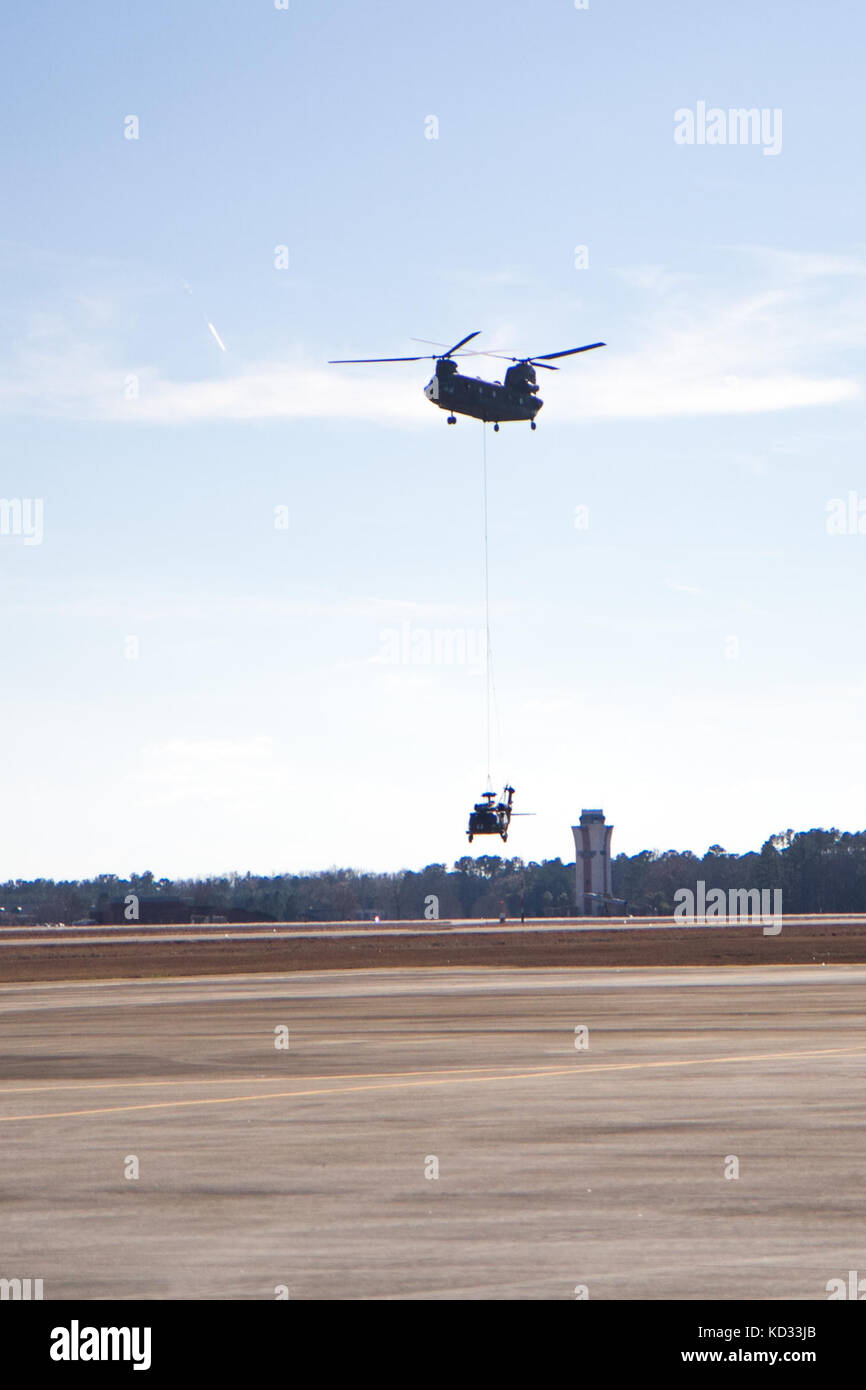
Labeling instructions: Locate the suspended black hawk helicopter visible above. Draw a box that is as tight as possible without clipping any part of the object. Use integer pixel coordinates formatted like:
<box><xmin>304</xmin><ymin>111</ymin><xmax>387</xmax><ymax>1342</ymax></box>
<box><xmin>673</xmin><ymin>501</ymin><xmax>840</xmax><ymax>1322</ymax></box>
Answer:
<box><xmin>468</xmin><ymin>785</ymin><xmax>515</xmax><ymax>842</ymax></box>
<box><xmin>467</xmin><ymin>785</ymin><xmax>534</xmax><ymax>842</ymax></box>
<box><xmin>329</xmin><ymin>331</ymin><xmax>605</xmax><ymax>430</ymax></box>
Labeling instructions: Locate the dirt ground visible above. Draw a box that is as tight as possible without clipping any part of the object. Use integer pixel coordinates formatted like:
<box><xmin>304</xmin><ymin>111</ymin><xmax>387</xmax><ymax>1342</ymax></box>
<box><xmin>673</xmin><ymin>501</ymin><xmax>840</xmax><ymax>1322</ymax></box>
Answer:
<box><xmin>1</xmin><ymin>918</ymin><xmax>864</xmax><ymax>982</ymax></box>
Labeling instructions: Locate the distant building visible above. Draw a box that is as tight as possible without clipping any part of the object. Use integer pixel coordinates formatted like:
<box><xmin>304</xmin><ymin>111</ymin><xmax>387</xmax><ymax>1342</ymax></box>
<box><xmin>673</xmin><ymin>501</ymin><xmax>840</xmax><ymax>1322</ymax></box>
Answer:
<box><xmin>0</xmin><ymin>906</ymin><xmax>38</xmax><ymax>927</ymax></box>
<box><xmin>572</xmin><ymin>809</ymin><xmax>613</xmax><ymax>915</ymax></box>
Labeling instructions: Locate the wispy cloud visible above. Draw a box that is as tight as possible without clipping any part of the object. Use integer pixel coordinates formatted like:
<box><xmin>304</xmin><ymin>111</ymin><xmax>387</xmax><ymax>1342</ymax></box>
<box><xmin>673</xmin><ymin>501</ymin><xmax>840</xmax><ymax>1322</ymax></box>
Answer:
<box><xmin>726</xmin><ymin>246</ymin><xmax>866</xmax><ymax>279</ymax></box>
<box><xmin>665</xmin><ymin>578</ymin><xmax>705</xmax><ymax>596</ymax></box>
<box><xmin>131</xmin><ymin>736</ymin><xmax>280</xmax><ymax>806</ymax></box>
<box><xmin>1</xmin><ymin>587</ymin><xmax>503</xmax><ymax>625</ymax></box>
<box><xmin>0</xmin><ymin>248</ymin><xmax>860</xmax><ymax>425</ymax></box>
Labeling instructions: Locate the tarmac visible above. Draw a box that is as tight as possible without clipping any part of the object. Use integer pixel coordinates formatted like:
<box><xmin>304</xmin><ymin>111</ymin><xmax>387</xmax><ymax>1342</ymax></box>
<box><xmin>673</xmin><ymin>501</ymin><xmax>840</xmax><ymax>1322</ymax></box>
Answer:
<box><xmin>1</xmin><ymin>964</ymin><xmax>864</xmax><ymax>1299</ymax></box>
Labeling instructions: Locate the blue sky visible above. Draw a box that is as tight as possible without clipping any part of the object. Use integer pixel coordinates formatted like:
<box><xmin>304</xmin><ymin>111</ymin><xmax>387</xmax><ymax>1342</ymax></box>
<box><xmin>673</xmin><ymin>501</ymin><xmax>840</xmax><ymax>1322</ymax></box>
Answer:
<box><xmin>1</xmin><ymin>0</ymin><xmax>864</xmax><ymax>879</ymax></box>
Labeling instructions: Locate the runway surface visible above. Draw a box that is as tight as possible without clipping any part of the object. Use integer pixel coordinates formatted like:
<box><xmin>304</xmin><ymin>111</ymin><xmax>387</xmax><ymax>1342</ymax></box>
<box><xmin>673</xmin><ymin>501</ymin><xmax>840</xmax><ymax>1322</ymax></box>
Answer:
<box><xmin>2</xmin><ymin>965</ymin><xmax>864</xmax><ymax>1300</ymax></box>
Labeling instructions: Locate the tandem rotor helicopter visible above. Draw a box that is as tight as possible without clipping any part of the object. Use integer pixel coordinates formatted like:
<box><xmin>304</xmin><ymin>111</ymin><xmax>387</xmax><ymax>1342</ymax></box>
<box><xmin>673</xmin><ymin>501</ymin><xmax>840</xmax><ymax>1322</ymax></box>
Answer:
<box><xmin>329</xmin><ymin>331</ymin><xmax>605</xmax><ymax>430</ymax></box>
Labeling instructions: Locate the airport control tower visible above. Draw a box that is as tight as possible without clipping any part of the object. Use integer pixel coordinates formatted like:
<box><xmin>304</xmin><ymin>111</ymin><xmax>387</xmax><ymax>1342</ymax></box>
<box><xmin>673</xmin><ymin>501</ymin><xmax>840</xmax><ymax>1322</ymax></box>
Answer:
<box><xmin>572</xmin><ymin>809</ymin><xmax>613</xmax><ymax>915</ymax></box>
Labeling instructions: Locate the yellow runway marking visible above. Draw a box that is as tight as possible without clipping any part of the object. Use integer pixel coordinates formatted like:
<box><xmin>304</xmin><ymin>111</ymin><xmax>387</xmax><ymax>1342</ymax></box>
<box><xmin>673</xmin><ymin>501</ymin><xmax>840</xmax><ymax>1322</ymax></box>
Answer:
<box><xmin>0</xmin><ymin>1045</ymin><xmax>864</xmax><ymax>1124</ymax></box>
<box><xmin>0</xmin><ymin>1063</ymin><xmax>527</xmax><ymax>1098</ymax></box>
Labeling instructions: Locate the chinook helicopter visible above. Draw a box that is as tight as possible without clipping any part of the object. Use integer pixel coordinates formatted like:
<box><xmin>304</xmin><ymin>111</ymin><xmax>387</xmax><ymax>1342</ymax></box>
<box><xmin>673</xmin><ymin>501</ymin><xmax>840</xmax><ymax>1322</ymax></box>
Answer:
<box><xmin>329</xmin><ymin>331</ymin><xmax>605</xmax><ymax>430</ymax></box>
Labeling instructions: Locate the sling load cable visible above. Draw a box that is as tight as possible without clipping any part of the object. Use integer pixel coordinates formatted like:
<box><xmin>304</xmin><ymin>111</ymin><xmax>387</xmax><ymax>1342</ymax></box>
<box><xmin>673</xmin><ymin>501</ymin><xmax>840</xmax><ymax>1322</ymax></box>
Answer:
<box><xmin>481</xmin><ymin>421</ymin><xmax>504</xmax><ymax>790</ymax></box>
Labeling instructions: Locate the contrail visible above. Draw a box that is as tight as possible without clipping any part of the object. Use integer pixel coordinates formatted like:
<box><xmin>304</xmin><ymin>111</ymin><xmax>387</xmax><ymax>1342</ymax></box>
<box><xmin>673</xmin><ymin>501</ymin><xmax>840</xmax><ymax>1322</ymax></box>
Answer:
<box><xmin>183</xmin><ymin>280</ymin><xmax>228</xmax><ymax>352</ymax></box>
<box><xmin>207</xmin><ymin>321</ymin><xmax>227</xmax><ymax>352</ymax></box>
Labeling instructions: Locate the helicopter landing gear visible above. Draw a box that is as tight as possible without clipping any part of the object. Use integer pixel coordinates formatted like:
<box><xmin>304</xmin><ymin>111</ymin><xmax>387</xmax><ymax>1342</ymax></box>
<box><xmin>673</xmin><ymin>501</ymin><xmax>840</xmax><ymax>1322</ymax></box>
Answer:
<box><xmin>493</xmin><ymin>422</ymin><xmax>500</xmax><ymax>432</ymax></box>
<box><xmin>530</xmin><ymin>421</ymin><xmax>537</xmax><ymax>430</ymax></box>
<box><xmin>447</xmin><ymin>414</ymin><xmax>457</xmax><ymax>424</ymax></box>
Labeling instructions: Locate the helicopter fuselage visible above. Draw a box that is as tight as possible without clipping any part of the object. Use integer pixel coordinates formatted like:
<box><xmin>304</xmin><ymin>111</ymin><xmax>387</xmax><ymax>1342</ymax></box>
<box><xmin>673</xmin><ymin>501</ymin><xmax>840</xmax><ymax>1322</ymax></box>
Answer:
<box><xmin>467</xmin><ymin>803</ymin><xmax>512</xmax><ymax>841</ymax></box>
<box><xmin>467</xmin><ymin>785</ymin><xmax>515</xmax><ymax>842</ymax></box>
<box><xmin>425</xmin><ymin>362</ymin><xmax>543</xmax><ymax>425</ymax></box>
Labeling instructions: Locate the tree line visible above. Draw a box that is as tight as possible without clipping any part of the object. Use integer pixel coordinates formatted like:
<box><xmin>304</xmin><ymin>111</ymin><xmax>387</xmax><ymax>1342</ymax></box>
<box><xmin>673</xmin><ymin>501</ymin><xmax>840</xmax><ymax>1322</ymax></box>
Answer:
<box><xmin>2</xmin><ymin>827</ymin><xmax>865</xmax><ymax>924</ymax></box>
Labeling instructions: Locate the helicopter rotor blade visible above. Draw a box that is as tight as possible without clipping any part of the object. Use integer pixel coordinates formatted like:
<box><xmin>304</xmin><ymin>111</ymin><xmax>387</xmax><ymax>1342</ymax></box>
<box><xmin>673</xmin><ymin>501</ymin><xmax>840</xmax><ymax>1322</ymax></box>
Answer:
<box><xmin>477</xmin><ymin>341</ymin><xmax>605</xmax><ymax>365</ymax></box>
<box><xmin>530</xmin><ymin>342</ymin><xmax>606</xmax><ymax>361</ymax></box>
<box><xmin>333</xmin><ymin>332</ymin><xmax>481</xmax><ymax>365</ymax></box>
<box><xmin>411</xmin><ymin>335</ymin><xmax>493</xmax><ymax>360</ymax></box>
<box><xmin>442</xmin><ymin>330</ymin><xmax>482</xmax><ymax>357</ymax></box>
<box><xmin>330</xmin><ymin>338</ymin><xmax>604</xmax><ymax>367</ymax></box>
<box><xmin>328</xmin><ymin>355</ymin><xmax>434</xmax><ymax>364</ymax></box>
